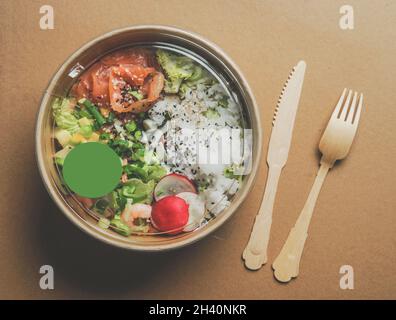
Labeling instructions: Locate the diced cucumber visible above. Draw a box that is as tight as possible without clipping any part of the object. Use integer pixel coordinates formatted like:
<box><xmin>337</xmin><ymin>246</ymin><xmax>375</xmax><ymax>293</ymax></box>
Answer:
<box><xmin>78</xmin><ymin>117</ymin><xmax>92</xmax><ymax>127</ymax></box>
<box><xmin>54</xmin><ymin>128</ymin><xmax>72</xmax><ymax>147</ymax></box>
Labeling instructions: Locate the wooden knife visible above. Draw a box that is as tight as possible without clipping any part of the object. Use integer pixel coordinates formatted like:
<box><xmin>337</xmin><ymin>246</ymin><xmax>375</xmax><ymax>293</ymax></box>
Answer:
<box><xmin>242</xmin><ymin>61</ymin><xmax>306</xmax><ymax>270</ymax></box>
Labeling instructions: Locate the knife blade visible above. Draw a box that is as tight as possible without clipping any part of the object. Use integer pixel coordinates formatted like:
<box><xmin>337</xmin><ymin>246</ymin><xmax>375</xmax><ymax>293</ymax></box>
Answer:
<box><xmin>268</xmin><ymin>60</ymin><xmax>306</xmax><ymax>167</ymax></box>
<box><xmin>242</xmin><ymin>61</ymin><xmax>306</xmax><ymax>270</ymax></box>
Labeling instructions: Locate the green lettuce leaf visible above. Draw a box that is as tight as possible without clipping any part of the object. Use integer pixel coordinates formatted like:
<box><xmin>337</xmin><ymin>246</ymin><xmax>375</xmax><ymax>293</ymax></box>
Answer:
<box><xmin>52</xmin><ymin>98</ymin><xmax>80</xmax><ymax>133</ymax></box>
<box><xmin>156</xmin><ymin>49</ymin><xmax>195</xmax><ymax>93</ymax></box>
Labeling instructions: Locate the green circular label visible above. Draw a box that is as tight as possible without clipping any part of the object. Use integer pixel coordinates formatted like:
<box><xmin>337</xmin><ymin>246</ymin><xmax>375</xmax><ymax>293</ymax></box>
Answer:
<box><xmin>63</xmin><ymin>142</ymin><xmax>122</xmax><ymax>198</ymax></box>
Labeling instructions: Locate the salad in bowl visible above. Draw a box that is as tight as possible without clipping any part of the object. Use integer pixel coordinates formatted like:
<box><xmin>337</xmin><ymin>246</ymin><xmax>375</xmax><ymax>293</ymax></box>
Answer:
<box><xmin>36</xmin><ymin>26</ymin><xmax>261</xmax><ymax>250</ymax></box>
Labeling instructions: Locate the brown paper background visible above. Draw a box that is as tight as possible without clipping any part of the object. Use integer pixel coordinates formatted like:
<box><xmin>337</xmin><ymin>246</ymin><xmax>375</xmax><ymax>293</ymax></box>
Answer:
<box><xmin>0</xmin><ymin>0</ymin><xmax>395</xmax><ymax>299</ymax></box>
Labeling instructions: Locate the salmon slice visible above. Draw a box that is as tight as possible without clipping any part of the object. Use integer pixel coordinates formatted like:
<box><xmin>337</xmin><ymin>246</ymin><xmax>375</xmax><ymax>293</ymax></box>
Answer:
<box><xmin>110</xmin><ymin>69</ymin><xmax>164</xmax><ymax>113</ymax></box>
<box><xmin>101</xmin><ymin>48</ymin><xmax>153</xmax><ymax>67</ymax></box>
<box><xmin>72</xmin><ymin>49</ymin><xmax>164</xmax><ymax>113</ymax></box>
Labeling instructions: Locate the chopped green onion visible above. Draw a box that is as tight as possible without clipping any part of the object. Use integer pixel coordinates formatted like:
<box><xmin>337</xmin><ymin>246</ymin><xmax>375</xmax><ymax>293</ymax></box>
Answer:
<box><xmin>131</xmin><ymin>148</ymin><xmax>145</xmax><ymax>161</ymax></box>
<box><xmin>106</xmin><ymin>111</ymin><xmax>115</xmax><ymax>124</ymax></box>
<box><xmin>78</xmin><ymin>98</ymin><xmax>106</xmax><ymax>127</ymax></box>
<box><xmin>125</xmin><ymin>120</ymin><xmax>137</xmax><ymax>132</ymax></box>
<box><xmin>134</xmin><ymin>130</ymin><xmax>142</xmax><ymax>140</ymax></box>
<box><xmin>114</xmin><ymin>139</ymin><xmax>133</xmax><ymax>148</ymax></box>
<box><xmin>133</xmin><ymin>141</ymin><xmax>144</xmax><ymax>149</ymax></box>
<box><xmin>100</xmin><ymin>132</ymin><xmax>111</xmax><ymax>140</ymax></box>
<box><xmin>92</xmin><ymin>122</ymin><xmax>100</xmax><ymax>131</ymax></box>
<box><xmin>73</xmin><ymin>106</ymin><xmax>93</xmax><ymax>119</ymax></box>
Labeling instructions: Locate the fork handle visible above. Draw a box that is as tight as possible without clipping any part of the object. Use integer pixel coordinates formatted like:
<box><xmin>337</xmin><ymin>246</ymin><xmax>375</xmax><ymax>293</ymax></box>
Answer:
<box><xmin>243</xmin><ymin>165</ymin><xmax>282</xmax><ymax>270</ymax></box>
<box><xmin>272</xmin><ymin>163</ymin><xmax>330</xmax><ymax>282</ymax></box>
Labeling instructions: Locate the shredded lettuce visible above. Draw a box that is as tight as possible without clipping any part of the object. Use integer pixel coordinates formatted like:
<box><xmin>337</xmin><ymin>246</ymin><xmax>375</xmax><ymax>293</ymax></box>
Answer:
<box><xmin>124</xmin><ymin>164</ymin><xmax>167</xmax><ymax>183</ymax></box>
<box><xmin>52</xmin><ymin>98</ymin><xmax>80</xmax><ymax>133</ymax></box>
<box><xmin>156</xmin><ymin>49</ymin><xmax>195</xmax><ymax>93</ymax></box>
<box><xmin>185</xmin><ymin>65</ymin><xmax>214</xmax><ymax>87</ymax></box>
<box><xmin>178</xmin><ymin>83</ymin><xmax>190</xmax><ymax>99</ymax></box>
<box><xmin>156</xmin><ymin>49</ymin><xmax>216</xmax><ymax>95</ymax></box>
<box><xmin>145</xmin><ymin>165</ymin><xmax>167</xmax><ymax>182</ymax></box>
<box><xmin>124</xmin><ymin>164</ymin><xmax>148</xmax><ymax>181</ymax></box>
<box><xmin>121</xmin><ymin>178</ymin><xmax>155</xmax><ymax>204</ymax></box>
<box><xmin>54</xmin><ymin>145</ymin><xmax>73</xmax><ymax>166</ymax></box>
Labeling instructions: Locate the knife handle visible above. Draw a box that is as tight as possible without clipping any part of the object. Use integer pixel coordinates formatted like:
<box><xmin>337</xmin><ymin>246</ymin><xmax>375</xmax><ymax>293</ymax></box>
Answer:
<box><xmin>242</xmin><ymin>166</ymin><xmax>282</xmax><ymax>270</ymax></box>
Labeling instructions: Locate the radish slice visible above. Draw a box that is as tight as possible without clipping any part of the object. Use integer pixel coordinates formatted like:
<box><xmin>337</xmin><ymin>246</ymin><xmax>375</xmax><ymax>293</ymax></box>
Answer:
<box><xmin>154</xmin><ymin>173</ymin><xmax>197</xmax><ymax>201</ymax></box>
<box><xmin>176</xmin><ymin>192</ymin><xmax>206</xmax><ymax>232</ymax></box>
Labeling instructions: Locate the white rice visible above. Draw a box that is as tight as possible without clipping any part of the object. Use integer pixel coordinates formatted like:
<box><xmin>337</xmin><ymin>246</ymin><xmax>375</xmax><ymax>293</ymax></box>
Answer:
<box><xmin>144</xmin><ymin>83</ymin><xmax>243</xmax><ymax>216</ymax></box>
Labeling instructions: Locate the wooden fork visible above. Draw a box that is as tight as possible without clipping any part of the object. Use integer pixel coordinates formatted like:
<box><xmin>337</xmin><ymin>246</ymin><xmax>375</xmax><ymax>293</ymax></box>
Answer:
<box><xmin>272</xmin><ymin>88</ymin><xmax>363</xmax><ymax>282</ymax></box>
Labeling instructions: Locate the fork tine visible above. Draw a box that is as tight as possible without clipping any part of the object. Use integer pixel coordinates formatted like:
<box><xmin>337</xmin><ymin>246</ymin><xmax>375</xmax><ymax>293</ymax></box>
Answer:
<box><xmin>339</xmin><ymin>89</ymin><xmax>352</xmax><ymax>120</ymax></box>
<box><xmin>346</xmin><ymin>91</ymin><xmax>358</xmax><ymax>122</ymax></box>
<box><xmin>352</xmin><ymin>93</ymin><xmax>363</xmax><ymax>125</ymax></box>
<box><xmin>332</xmin><ymin>88</ymin><xmax>347</xmax><ymax>119</ymax></box>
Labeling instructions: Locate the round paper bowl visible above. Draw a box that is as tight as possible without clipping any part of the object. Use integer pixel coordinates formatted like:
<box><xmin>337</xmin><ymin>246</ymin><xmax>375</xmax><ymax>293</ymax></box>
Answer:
<box><xmin>35</xmin><ymin>25</ymin><xmax>262</xmax><ymax>251</ymax></box>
